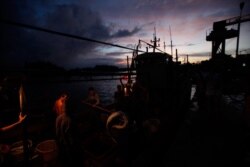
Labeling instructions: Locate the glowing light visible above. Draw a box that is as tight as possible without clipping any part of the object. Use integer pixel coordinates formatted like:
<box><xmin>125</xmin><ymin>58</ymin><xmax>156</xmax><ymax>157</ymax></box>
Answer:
<box><xmin>19</xmin><ymin>85</ymin><xmax>25</xmax><ymax>113</ymax></box>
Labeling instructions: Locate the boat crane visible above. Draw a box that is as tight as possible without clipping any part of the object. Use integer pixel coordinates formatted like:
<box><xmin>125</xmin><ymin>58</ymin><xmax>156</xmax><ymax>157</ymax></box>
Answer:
<box><xmin>206</xmin><ymin>2</ymin><xmax>250</xmax><ymax>58</ymax></box>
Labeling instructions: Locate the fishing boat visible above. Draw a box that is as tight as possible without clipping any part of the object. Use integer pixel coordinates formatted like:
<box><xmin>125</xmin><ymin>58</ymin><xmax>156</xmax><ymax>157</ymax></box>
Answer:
<box><xmin>0</xmin><ymin>19</ymin><xmax>193</xmax><ymax>166</ymax></box>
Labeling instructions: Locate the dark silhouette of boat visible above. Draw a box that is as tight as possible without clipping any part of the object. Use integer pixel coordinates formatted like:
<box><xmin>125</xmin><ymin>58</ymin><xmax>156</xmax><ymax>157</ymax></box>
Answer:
<box><xmin>1</xmin><ymin>4</ymin><xmax>250</xmax><ymax>165</ymax></box>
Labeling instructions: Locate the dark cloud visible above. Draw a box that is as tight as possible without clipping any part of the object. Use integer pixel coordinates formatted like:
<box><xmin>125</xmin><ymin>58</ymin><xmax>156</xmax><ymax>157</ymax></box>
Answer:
<box><xmin>95</xmin><ymin>0</ymin><xmax>247</xmax><ymax>19</ymax></box>
<box><xmin>76</xmin><ymin>57</ymin><xmax>125</xmax><ymax>68</ymax></box>
<box><xmin>182</xmin><ymin>52</ymin><xmax>211</xmax><ymax>57</ymax></box>
<box><xmin>0</xmin><ymin>0</ymin><xmax>141</xmax><ymax>69</ymax></box>
<box><xmin>105</xmin><ymin>51</ymin><xmax>133</xmax><ymax>57</ymax></box>
<box><xmin>166</xmin><ymin>43</ymin><xmax>199</xmax><ymax>47</ymax></box>
<box><xmin>111</xmin><ymin>27</ymin><xmax>141</xmax><ymax>38</ymax></box>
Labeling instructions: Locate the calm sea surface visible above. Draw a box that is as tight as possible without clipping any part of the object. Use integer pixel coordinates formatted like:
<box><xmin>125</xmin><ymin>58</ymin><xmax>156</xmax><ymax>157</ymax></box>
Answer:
<box><xmin>1</xmin><ymin>75</ymin><xmax>243</xmax><ymax>125</ymax></box>
<box><xmin>23</xmin><ymin>77</ymin><xmax>122</xmax><ymax>115</ymax></box>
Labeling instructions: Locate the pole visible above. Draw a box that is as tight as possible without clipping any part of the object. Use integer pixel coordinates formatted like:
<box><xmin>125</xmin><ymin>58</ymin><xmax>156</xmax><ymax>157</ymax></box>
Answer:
<box><xmin>169</xmin><ymin>26</ymin><xmax>173</xmax><ymax>57</ymax></box>
<box><xmin>127</xmin><ymin>56</ymin><xmax>131</xmax><ymax>84</ymax></box>
<box><xmin>236</xmin><ymin>2</ymin><xmax>245</xmax><ymax>57</ymax></box>
<box><xmin>175</xmin><ymin>49</ymin><xmax>178</xmax><ymax>62</ymax></box>
<box><xmin>171</xmin><ymin>40</ymin><xmax>173</xmax><ymax>57</ymax></box>
<box><xmin>82</xmin><ymin>100</ymin><xmax>112</xmax><ymax>113</ymax></box>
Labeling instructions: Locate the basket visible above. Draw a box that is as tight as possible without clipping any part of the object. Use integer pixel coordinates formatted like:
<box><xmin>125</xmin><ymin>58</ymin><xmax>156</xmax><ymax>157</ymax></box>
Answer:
<box><xmin>35</xmin><ymin>139</ymin><xmax>58</xmax><ymax>163</ymax></box>
<box><xmin>10</xmin><ymin>139</ymin><xmax>32</xmax><ymax>161</ymax></box>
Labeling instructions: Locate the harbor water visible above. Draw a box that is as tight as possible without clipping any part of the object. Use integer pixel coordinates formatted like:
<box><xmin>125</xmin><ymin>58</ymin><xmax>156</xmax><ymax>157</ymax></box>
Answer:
<box><xmin>0</xmin><ymin>76</ymin><xmax>122</xmax><ymax>124</ymax></box>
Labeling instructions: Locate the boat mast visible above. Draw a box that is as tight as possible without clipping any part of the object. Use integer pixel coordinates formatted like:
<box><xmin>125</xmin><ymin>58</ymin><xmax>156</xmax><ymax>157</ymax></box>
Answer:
<box><xmin>150</xmin><ymin>27</ymin><xmax>160</xmax><ymax>53</ymax></box>
<box><xmin>163</xmin><ymin>41</ymin><xmax>166</xmax><ymax>52</ymax></box>
<box><xmin>169</xmin><ymin>26</ymin><xmax>173</xmax><ymax>57</ymax></box>
<box><xmin>175</xmin><ymin>49</ymin><xmax>178</xmax><ymax>62</ymax></box>
<box><xmin>127</xmin><ymin>55</ymin><xmax>131</xmax><ymax>84</ymax></box>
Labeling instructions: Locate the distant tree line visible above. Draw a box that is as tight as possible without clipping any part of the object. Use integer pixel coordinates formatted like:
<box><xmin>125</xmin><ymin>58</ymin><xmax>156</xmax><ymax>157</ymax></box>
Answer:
<box><xmin>22</xmin><ymin>61</ymin><xmax>130</xmax><ymax>77</ymax></box>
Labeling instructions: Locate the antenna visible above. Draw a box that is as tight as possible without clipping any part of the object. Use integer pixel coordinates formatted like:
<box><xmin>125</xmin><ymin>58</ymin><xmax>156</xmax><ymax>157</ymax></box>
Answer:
<box><xmin>150</xmin><ymin>26</ymin><xmax>160</xmax><ymax>52</ymax></box>
<box><xmin>169</xmin><ymin>25</ymin><xmax>173</xmax><ymax>57</ymax></box>
<box><xmin>163</xmin><ymin>41</ymin><xmax>166</xmax><ymax>52</ymax></box>
<box><xmin>175</xmin><ymin>49</ymin><xmax>178</xmax><ymax>62</ymax></box>
<box><xmin>153</xmin><ymin>27</ymin><xmax>156</xmax><ymax>38</ymax></box>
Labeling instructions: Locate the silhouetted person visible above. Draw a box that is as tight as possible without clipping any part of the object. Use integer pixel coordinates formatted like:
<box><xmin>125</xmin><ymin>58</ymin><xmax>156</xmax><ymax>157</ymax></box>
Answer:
<box><xmin>55</xmin><ymin>94</ymin><xmax>83</xmax><ymax>166</ymax></box>
<box><xmin>53</xmin><ymin>93</ymin><xmax>68</xmax><ymax>117</ymax></box>
<box><xmin>0</xmin><ymin>112</ymin><xmax>26</xmax><ymax>166</ymax></box>
<box><xmin>84</xmin><ymin>87</ymin><xmax>105</xmax><ymax>130</ymax></box>
<box><xmin>130</xmin><ymin>82</ymin><xmax>149</xmax><ymax>127</ymax></box>
<box><xmin>85</xmin><ymin>87</ymin><xmax>100</xmax><ymax>106</ymax></box>
<box><xmin>0</xmin><ymin>112</ymin><xmax>26</xmax><ymax>132</ymax></box>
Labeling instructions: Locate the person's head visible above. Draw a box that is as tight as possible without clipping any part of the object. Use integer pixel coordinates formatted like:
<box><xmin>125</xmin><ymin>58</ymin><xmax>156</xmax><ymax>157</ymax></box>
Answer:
<box><xmin>88</xmin><ymin>87</ymin><xmax>95</xmax><ymax>95</ymax></box>
<box><xmin>59</xmin><ymin>93</ymin><xmax>68</xmax><ymax>102</ymax></box>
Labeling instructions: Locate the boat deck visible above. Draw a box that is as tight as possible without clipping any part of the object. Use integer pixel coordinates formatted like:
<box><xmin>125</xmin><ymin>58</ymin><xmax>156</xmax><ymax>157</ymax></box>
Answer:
<box><xmin>1</xmin><ymin>95</ymin><xmax>249</xmax><ymax>167</ymax></box>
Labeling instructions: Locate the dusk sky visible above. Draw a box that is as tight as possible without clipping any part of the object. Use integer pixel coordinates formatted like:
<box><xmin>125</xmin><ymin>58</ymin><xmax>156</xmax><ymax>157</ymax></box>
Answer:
<box><xmin>1</xmin><ymin>0</ymin><xmax>250</xmax><ymax>69</ymax></box>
